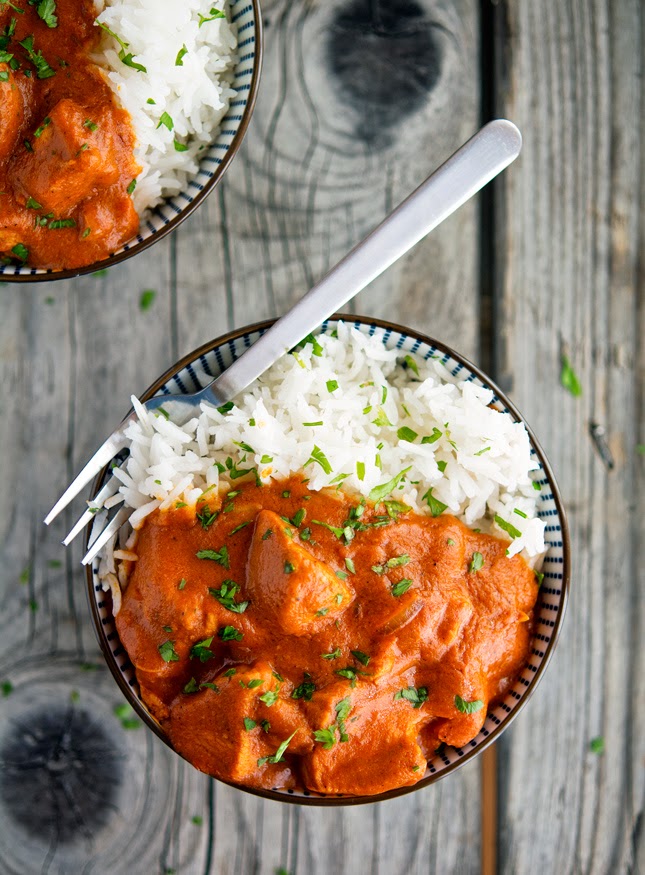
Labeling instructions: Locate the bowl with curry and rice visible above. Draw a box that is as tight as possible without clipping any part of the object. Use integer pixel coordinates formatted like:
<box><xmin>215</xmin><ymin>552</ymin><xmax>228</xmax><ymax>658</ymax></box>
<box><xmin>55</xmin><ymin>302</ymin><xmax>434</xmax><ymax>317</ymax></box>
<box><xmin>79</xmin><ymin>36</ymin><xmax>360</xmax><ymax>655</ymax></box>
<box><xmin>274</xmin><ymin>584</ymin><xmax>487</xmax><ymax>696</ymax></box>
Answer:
<box><xmin>86</xmin><ymin>317</ymin><xmax>570</xmax><ymax>804</ymax></box>
<box><xmin>0</xmin><ymin>0</ymin><xmax>261</xmax><ymax>280</ymax></box>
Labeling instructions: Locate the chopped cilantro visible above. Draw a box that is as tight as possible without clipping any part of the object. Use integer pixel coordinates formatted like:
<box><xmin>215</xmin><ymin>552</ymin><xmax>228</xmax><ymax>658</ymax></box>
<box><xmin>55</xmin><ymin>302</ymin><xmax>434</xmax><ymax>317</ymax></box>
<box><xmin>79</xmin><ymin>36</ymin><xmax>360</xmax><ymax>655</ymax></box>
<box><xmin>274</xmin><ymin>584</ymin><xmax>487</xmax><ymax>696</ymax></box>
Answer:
<box><xmin>321</xmin><ymin>648</ymin><xmax>341</xmax><ymax>660</ymax></box>
<box><xmin>243</xmin><ymin>717</ymin><xmax>257</xmax><ymax>731</ymax></box>
<box><xmin>306</xmin><ymin>444</ymin><xmax>332</xmax><ymax>475</ymax></box>
<box><xmin>257</xmin><ymin>730</ymin><xmax>297</xmax><ymax>767</ymax></box>
<box><xmin>326</xmin><ymin>379</ymin><xmax>338</xmax><ymax>393</ymax></box>
<box><xmin>561</xmin><ymin>353</ymin><xmax>582</xmax><ymax>396</ymax></box>
<box><xmin>196</xmin><ymin>546</ymin><xmax>229</xmax><ymax>568</ymax></box>
<box><xmin>589</xmin><ymin>736</ymin><xmax>605</xmax><ymax>755</ymax></box>
<box><xmin>208</xmin><ymin>580</ymin><xmax>249</xmax><ymax>613</ymax></box>
<box><xmin>218</xmin><ymin>625</ymin><xmax>243</xmax><ymax>642</ymax></box>
<box><xmin>403</xmin><ymin>354</ymin><xmax>419</xmax><ymax>376</ymax></box>
<box><xmin>158</xmin><ymin>640</ymin><xmax>179</xmax><ymax>662</ymax></box>
<box><xmin>469</xmin><ymin>552</ymin><xmax>484</xmax><ymax>573</ymax></box>
<box><xmin>258</xmin><ymin>688</ymin><xmax>279</xmax><ymax>707</ymax></box>
<box><xmin>11</xmin><ymin>242</ymin><xmax>28</xmax><ymax>262</ymax></box>
<box><xmin>391</xmin><ymin>578</ymin><xmax>413</xmax><ymax>597</ymax></box>
<box><xmin>350</xmin><ymin>650</ymin><xmax>370</xmax><ymax>666</ymax></box>
<box><xmin>198</xmin><ymin>7</ymin><xmax>227</xmax><ymax>27</ymax></box>
<box><xmin>397</xmin><ymin>426</ymin><xmax>418</xmax><ymax>442</ymax></box>
<box><xmin>292</xmin><ymin>677</ymin><xmax>316</xmax><ymax>701</ymax></box>
<box><xmin>291</xmin><ymin>508</ymin><xmax>306</xmax><ymax>527</ymax></box>
<box><xmin>372</xmin><ymin>408</ymin><xmax>392</xmax><ymax>427</ymax></box>
<box><xmin>139</xmin><ymin>289</ymin><xmax>156</xmax><ymax>311</ymax></box>
<box><xmin>196</xmin><ymin>504</ymin><xmax>218</xmax><ymax>529</ymax></box>
<box><xmin>494</xmin><ymin>514</ymin><xmax>522</xmax><ymax>540</ymax></box>
<box><xmin>18</xmin><ymin>35</ymin><xmax>55</xmax><ymax>79</ymax></box>
<box><xmin>423</xmin><ymin>487</ymin><xmax>447</xmax><ymax>517</ymax></box>
<box><xmin>189</xmin><ymin>637</ymin><xmax>215</xmax><ymax>662</ymax></box>
<box><xmin>175</xmin><ymin>44</ymin><xmax>188</xmax><ymax>65</ymax></box>
<box><xmin>454</xmin><ymin>694</ymin><xmax>484</xmax><ymax>714</ymax></box>
<box><xmin>422</xmin><ymin>427</ymin><xmax>442</xmax><ymax>444</ymax></box>
<box><xmin>261</xmin><ymin>528</ymin><xmax>273</xmax><ymax>540</ymax></box>
<box><xmin>394</xmin><ymin>686</ymin><xmax>428</xmax><ymax>708</ymax></box>
<box><xmin>157</xmin><ymin>111</ymin><xmax>174</xmax><ymax>131</ymax></box>
<box><xmin>368</xmin><ymin>468</ymin><xmax>411</xmax><ymax>503</ymax></box>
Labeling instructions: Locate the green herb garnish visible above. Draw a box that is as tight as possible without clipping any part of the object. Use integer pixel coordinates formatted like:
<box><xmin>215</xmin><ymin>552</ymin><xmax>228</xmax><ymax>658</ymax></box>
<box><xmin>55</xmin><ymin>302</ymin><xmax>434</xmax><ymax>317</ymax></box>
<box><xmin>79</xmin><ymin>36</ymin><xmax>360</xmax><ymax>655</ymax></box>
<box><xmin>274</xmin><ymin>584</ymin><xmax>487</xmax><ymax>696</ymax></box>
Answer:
<box><xmin>139</xmin><ymin>289</ymin><xmax>156</xmax><ymax>311</ymax></box>
<box><xmin>494</xmin><ymin>514</ymin><xmax>522</xmax><ymax>540</ymax></box>
<box><xmin>368</xmin><ymin>467</ymin><xmax>411</xmax><ymax>503</ymax></box>
<box><xmin>158</xmin><ymin>640</ymin><xmax>179</xmax><ymax>662</ymax></box>
<box><xmin>218</xmin><ymin>625</ymin><xmax>243</xmax><ymax>642</ymax></box>
<box><xmin>208</xmin><ymin>580</ymin><xmax>249</xmax><ymax>614</ymax></box>
<box><xmin>560</xmin><ymin>353</ymin><xmax>582</xmax><ymax>397</ymax></box>
<box><xmin>394</xmin><ymin>686</ymin><xmax>428</xmax><ymax>708</ymax></box>
<box><xmin>422</xmin><ymin>487</ymin><xmax>447</xmax><ymax>517</ymax></box>
<box><xmin>257</xmin><ymin>730</ymin><xmax>296</xmax><ymax>767</ymax></box>
<box><xmin>391</xmin><ymin>578</ymin><xmax>413</xmax><ymax>597</ymax></box>
<box><xmin>454</xmin><ymin>694</ymin><xmax>484</xmax><ymax>714</ymax></box>
<box><xmin>190</xmin><ymin>637</ymin><xmax>215</xmax><ymax>662</ymax></box>
<box><xmin>196</xmin><ymin>546</ymin><xmax>229</xmax><ymax>568</ymax></box>
<box><xmin>469</xmin><ymin>552</ymin><xmax>484</xmax><ymax>573</ymax></box>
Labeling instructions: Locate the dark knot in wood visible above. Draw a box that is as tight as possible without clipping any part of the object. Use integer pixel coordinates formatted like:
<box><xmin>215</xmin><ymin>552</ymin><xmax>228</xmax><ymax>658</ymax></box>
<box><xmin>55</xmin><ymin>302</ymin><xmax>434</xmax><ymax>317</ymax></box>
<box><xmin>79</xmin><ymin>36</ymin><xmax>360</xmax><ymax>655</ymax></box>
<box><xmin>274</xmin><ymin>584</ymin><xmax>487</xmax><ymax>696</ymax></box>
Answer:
<box><xmin>327</xmin><ymin>0</ymin><xmax>443</xmax><ymax>146</ymax></box>
<box><xmin>0</xmin><ymin>705</ymin><xmax>123</xmax><ymax>843</ymax></box>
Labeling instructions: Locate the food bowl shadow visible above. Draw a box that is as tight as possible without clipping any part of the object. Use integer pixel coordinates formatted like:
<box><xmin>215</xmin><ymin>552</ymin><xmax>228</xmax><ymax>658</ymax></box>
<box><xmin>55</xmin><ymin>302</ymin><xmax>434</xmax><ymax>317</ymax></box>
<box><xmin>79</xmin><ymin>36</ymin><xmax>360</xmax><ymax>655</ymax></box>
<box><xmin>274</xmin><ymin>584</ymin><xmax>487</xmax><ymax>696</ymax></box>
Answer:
<box><xmin>1</xmin><ymin>0</ymin><xmax>263</xmax><ymax>284</ymax></box>
<box><xmin>85</xmin><ymin>315</ymin><xmax>570</xmax><ymax>806</ymax></box>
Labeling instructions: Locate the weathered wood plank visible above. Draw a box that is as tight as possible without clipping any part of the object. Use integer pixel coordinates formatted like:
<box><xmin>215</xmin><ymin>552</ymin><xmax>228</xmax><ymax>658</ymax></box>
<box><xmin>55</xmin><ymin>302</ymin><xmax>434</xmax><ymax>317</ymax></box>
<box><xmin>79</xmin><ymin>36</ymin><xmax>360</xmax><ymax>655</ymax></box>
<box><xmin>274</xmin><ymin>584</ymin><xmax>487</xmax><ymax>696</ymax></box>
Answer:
<box><xmin>174</xmin><ymin>2</ymin><xmax>483</xmax><ymax>874</ymax></box>
<box><xmin>492</xmin><ymin>1</ymin><xmax>644</xmax><ymax>872</ymax></box>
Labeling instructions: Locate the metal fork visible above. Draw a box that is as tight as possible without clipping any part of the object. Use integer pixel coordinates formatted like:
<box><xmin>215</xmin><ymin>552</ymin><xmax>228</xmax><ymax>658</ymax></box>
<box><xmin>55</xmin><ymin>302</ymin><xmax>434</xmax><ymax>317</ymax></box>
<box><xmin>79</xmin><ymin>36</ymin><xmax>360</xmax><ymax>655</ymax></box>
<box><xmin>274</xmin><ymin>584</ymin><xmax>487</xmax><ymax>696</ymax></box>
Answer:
<box><xmin>44</xmin><ymin>120</ymin><xmax>522</xmax><ymax>564</ymax></box>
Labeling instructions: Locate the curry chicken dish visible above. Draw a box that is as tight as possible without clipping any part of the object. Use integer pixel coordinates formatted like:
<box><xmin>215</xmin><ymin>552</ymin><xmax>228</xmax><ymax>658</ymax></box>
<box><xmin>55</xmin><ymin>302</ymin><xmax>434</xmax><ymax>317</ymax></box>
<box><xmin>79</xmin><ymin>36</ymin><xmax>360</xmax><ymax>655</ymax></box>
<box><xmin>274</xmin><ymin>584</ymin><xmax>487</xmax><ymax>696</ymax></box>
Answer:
<box><xmin>0</xmin><ymin>0</ymin><xmax>139</xmax><ymax>270</ymax></box>
<box><xmin>115</xmin><ymin>476</ymin><xmax>539</xmax><ymax>797</ymax></box>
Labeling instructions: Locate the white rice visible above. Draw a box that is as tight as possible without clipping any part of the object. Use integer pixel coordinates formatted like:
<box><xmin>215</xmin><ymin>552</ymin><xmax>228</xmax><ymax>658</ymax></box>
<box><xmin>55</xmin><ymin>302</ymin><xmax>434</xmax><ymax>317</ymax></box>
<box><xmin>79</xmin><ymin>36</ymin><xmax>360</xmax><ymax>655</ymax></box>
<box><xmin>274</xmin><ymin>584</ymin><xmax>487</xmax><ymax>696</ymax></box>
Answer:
<box><xmin>97</xmin><ymin>324</ymin><xmax>546</xmax><ymax>562</ymax></box>
<box><xmin>92</xmin><ymin>0</ymin><xmax>238</xmax><ymax>212</ymax></box>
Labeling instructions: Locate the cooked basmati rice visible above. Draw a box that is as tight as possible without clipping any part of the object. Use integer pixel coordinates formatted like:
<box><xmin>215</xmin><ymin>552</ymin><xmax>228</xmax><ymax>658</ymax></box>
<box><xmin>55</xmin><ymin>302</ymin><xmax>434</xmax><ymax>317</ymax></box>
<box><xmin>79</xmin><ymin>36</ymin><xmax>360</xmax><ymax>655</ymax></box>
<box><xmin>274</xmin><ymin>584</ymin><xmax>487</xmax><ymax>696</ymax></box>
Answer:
<box><xmin>98</xmin><ymin>323</ymin><xmax>546</xmax><ymax>561</ymax></box>
<box><xmin>92</xmin><ymin>0</ymin><xmax>238</xmax><ymax>212</ymax></box>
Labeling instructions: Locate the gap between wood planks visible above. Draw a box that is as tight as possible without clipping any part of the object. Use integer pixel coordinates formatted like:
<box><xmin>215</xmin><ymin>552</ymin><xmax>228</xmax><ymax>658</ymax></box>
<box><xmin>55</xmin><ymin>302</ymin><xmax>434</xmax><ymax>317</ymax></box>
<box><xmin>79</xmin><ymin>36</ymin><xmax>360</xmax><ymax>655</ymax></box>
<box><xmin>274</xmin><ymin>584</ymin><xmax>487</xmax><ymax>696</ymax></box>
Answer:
<box><xmin>479</xmin><ymin>1</ymin><xmax>501</xmax><ymax>872</ymax></box>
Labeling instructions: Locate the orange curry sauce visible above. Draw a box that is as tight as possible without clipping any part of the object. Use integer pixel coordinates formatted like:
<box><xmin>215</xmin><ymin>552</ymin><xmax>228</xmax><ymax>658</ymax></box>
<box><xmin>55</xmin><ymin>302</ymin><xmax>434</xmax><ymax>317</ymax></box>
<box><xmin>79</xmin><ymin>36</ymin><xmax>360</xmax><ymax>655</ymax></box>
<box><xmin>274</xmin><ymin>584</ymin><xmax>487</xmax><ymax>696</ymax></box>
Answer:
<box><xmin>0</xmin><ymin>0</ymin><xmax>139</xmax><ymax>270</ymax></box>
<box><xmin>116</xmin><ymin>476</ymin><xmax>539</xmax><ymax>797</ymax></box>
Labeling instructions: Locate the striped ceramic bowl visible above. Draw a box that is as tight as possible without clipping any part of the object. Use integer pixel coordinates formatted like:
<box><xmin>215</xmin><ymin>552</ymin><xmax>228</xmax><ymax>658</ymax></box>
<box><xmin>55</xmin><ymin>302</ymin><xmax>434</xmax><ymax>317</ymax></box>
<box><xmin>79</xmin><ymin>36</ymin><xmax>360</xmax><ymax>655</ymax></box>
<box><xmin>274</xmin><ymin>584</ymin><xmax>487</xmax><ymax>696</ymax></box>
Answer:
<box><xmin>1</xmin><ymin>0</ymin><xmax>262</xmax><ymax>283</ymax></box>
<box><xmin>87</xmin><ymin>316</ymin><xmax>570</xmax><ymax>805</ymax></box>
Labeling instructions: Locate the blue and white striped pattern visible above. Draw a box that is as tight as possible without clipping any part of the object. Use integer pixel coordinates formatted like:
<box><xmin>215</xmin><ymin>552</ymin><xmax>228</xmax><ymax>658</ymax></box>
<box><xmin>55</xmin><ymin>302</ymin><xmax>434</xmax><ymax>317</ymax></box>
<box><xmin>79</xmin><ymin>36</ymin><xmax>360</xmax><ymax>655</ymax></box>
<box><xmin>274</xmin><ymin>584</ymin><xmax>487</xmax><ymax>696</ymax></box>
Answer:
<box><xmin>91</xmin><ymin>319</ymin><xmax>569</xmax><ymax>802</ymax></box>
<box><xmin>1</xmin><ymin>1</ymin><xmax>258</xmax><ymax>280</ymax></box>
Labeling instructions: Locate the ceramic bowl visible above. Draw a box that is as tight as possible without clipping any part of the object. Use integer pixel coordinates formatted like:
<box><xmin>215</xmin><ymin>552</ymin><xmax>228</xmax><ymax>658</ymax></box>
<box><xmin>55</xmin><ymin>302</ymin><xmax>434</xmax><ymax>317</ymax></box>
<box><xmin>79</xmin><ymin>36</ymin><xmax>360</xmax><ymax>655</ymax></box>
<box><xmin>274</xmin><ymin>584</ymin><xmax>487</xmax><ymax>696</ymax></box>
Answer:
<box><xmin>1</xmin><ymin>0</ymin><xmax>262</xmax><ymax>283</ymax></box>
<box><xmin>86</xmin><ymin>316</ymin><xmax>570</xmax><ymax>805</ymax></box>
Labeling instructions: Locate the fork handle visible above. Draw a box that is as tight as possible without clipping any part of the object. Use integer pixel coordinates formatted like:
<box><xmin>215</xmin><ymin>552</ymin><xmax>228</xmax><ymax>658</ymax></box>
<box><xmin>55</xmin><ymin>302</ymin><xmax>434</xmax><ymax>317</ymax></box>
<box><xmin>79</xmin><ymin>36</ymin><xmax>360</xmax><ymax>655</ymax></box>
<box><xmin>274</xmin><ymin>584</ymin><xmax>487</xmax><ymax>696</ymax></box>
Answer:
<box><xmin>204</xmin><ymin>119</ymin><xmax>522</xmax><ymax>405</ymax></box>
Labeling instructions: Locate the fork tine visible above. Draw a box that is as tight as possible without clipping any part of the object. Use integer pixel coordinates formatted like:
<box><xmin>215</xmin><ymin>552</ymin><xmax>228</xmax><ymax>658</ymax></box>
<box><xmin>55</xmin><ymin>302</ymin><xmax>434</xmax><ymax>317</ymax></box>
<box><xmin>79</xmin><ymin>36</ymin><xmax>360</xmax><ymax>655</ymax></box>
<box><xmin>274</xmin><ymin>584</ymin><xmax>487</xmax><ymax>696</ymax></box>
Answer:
<box><xmin>62</xmin><ymin>475</ymin><xmax>123</xmax><ymax>546</ymax></box>
<box><xmin>82</xmin><ymin>506</ymin><xmax>132</xmax><ymax>566</ymax></box>
<box><xmin>44</xmin><ymin>430</ymin><xmax>129</xmax><ymax>526</ymax></box>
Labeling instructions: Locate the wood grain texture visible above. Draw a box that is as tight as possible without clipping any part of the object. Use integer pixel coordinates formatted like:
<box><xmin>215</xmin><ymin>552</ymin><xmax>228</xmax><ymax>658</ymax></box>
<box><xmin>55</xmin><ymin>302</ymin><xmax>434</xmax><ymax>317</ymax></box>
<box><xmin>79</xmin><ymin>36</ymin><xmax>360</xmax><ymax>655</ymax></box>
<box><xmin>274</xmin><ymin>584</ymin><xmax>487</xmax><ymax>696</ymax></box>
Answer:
<box><xmin>1</xmin><ymin>0</ymin><xmax>641</xmax><ymax>873</ymax></box>
<box><xmin>491</xmin><ymin>1</ymin><xmax>644</xmax><ymax>873</ymax></box>
<box><xmin>0</xmin><ymin>1</ymin><xmax>484</xmax><ymax>873</ymax></box>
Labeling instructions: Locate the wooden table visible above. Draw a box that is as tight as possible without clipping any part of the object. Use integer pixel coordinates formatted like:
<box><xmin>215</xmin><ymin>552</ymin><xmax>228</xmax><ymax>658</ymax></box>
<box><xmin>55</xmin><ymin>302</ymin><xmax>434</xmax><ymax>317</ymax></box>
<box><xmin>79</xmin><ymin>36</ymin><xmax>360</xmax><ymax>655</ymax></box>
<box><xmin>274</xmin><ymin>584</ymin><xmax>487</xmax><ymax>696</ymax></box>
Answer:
<box><xmin>0</xmin><ymin>1</ymin><xmax>642</xmax><ymax>873</ymax></box>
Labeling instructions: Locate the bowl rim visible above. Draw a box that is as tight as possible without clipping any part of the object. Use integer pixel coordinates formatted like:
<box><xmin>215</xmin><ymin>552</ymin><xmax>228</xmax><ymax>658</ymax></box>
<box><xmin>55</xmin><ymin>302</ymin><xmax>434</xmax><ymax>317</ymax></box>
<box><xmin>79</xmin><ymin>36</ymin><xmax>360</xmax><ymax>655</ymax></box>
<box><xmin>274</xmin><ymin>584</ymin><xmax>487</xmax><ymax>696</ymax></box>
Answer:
<box><xmin>2</xmin><ymin>0</ymin><xmax>264</xmax><ymax>284</ymax></box>
<box><xmin>85</xmin><ymin>314</ymin><xmax>571</xmax><ymax>806</ymax></box>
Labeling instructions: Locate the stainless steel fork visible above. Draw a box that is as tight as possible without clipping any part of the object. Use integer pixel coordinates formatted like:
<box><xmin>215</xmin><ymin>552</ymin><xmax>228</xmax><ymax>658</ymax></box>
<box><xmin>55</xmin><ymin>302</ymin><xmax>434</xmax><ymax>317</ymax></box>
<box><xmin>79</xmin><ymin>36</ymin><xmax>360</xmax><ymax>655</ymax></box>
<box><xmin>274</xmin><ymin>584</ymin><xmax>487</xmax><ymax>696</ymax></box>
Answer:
<box><xmin>44</xmin><ymin>119</ymin><xmax>522</xmax><ymax>564</ymax></box>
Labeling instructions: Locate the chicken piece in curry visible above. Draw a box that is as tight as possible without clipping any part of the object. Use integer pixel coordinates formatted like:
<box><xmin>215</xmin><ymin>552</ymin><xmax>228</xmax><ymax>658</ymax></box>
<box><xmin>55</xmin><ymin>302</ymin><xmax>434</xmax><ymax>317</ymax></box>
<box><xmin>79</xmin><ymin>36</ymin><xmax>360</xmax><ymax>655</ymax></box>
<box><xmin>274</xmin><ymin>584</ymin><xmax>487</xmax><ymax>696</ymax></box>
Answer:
<box><xmin>0</xmin><ymin>1</ymin><xmax>139</xmax><ymax>270</ymax></box>
<box><xmin>115</xmin><ymin>476</ymin><xmax>539</xmax><ymax>797</ymax></box>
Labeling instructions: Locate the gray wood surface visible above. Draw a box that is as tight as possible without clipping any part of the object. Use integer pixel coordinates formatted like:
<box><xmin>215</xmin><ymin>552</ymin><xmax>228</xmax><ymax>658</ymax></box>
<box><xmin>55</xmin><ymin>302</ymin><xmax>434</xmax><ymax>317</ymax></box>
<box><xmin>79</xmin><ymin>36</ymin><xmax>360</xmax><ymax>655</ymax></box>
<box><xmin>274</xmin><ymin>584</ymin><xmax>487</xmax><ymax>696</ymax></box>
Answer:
<box><xmin>0</xmin><ymin>1</ymin><xmax>642</xmax><ymax>873</ymax></box>
<box><xmin>491</xmin><ymin>2</ymin><xmax>644</xmax><ymax>874</ymax></box>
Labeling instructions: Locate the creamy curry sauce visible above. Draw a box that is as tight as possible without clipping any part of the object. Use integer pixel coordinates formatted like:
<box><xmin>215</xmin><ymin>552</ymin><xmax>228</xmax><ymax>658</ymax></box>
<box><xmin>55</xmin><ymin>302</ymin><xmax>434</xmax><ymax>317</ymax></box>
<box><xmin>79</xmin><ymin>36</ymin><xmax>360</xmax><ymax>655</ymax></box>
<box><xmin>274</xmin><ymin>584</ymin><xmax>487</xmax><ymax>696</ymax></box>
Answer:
<box><xmin>0</xmin><ymin>0</ymin><xmax>139</xmax><ymax>270</ymax></box>
<box><xmin>116</xmin><ymin>476</ymin><xmax>538</xmax><ymax>796</ymax></box>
